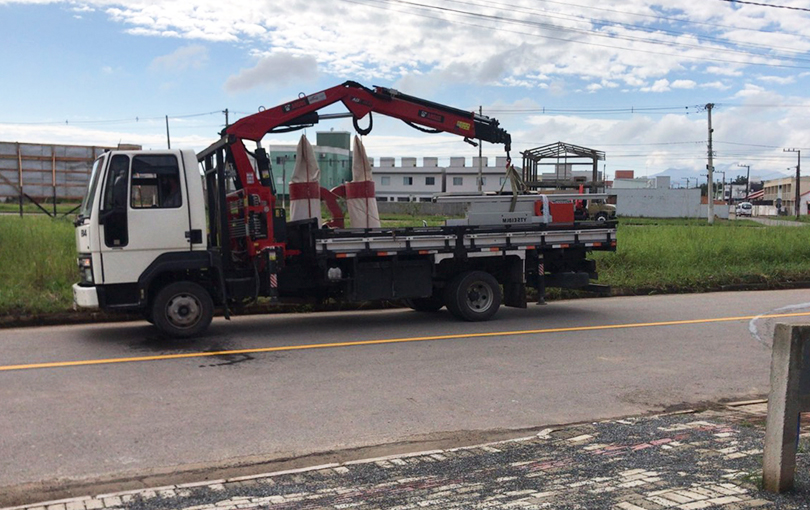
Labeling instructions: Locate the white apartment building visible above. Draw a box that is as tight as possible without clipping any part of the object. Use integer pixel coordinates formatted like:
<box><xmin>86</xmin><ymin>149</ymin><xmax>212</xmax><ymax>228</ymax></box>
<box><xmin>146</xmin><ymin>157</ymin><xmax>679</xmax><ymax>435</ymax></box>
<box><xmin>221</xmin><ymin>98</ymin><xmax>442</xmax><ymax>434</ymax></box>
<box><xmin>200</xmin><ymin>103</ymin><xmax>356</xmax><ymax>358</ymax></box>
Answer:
<box><xmin>371</xmin><ymin>156</ymin><xmax>516</xmax><ymax>202</ymax></box>
<box><xmin>534</xmin><ymin>163</ymin><xmax>603</xmax><ymax>184</ymax></box>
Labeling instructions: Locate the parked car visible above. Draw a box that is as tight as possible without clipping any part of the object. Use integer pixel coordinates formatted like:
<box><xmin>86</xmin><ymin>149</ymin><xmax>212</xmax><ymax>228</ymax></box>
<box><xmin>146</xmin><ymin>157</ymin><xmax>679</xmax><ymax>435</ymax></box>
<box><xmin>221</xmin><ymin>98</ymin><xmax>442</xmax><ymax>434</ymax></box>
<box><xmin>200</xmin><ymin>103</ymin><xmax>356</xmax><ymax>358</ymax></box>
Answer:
<box><xmin>735</xmin><ymin>202</ymin><xmax>753</xmax><ymax>217</ymax></box>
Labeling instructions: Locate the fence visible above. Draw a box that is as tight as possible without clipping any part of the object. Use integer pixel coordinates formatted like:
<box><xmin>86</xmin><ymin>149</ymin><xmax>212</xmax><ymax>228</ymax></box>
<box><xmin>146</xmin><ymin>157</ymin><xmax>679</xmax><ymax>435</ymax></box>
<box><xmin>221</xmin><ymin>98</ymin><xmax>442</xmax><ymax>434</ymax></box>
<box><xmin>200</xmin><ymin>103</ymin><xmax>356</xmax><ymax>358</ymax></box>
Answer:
<box><xmin>0</xmin><ymin>141</ymin><xmax>118</xmax><ymax>216</ymax></box>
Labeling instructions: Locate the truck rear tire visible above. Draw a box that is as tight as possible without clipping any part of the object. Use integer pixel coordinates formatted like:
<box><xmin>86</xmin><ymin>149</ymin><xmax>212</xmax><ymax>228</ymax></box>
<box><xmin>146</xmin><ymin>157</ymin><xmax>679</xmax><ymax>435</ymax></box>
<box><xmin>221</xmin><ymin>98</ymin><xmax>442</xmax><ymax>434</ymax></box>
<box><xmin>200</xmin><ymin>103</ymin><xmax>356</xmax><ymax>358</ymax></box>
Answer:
<box><xmin>445</xmin><ymin>271</ymin><xmax>501</xmax><ymax>322</ymax></box>
<box><xmin>403</xmin><ymin>294</ymin><xmax>445</xmax><ymax>312</ymax></box>
<box><xmin>152</xmin><ymin>281</ymin><xmax>213</xmax><ymax>338</ymax></box>
<box><xmin>596</xmin><ymin>212</ymin><xmax>609</xmax><ymax>222</ymax></box>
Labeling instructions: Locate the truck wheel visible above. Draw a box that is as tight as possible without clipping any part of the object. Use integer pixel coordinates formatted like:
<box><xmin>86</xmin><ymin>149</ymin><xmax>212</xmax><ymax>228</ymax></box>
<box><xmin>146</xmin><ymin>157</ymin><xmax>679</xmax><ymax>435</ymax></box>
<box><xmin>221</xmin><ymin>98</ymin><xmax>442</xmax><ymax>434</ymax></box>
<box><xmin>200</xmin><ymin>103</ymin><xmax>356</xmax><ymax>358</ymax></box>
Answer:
<box><xmin>445</xmin><ymin>271</ymin><xmax>501</xmax><ymax>322</ymax></box>
<box><xmin>404</xmin><ymin>294</ymin><xmax>444</xmax><ymax>312</ymax></box>
<box><xmin>595</xmin><ymin>212</ymin><xmax>609</xmax><ymax>222</ymax></box>
<box><xmin>152</xmin><ymin>282</ymin><xmax>213</xmax><ymax>338</ymax></box>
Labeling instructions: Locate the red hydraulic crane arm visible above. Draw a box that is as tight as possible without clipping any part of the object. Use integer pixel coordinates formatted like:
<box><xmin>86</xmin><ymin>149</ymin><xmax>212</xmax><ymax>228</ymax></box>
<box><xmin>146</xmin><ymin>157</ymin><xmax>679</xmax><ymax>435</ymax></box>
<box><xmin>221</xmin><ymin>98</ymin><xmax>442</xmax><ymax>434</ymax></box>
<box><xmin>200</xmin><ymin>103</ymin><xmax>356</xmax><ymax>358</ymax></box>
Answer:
<box><xmin>207</xmin><ymin>81</ymin><xmax>512</xmax><ymax>259</ymax></box>
<box><xmin>224</xmin><ymin>81</ymin><xmax>512</xmax><ymax>152</ymax></box>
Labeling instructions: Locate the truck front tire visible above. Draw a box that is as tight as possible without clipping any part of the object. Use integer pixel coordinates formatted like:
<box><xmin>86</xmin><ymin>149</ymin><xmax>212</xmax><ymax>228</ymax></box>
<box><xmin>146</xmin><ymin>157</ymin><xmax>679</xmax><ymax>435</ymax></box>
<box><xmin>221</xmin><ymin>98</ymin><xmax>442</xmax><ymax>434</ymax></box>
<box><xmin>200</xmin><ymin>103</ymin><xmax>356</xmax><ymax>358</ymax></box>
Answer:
<box><xmin>445</xmin><ymin>271</ymin><xmax>501</xmax><ymax>322</ymax></box>
<box><xmin>152</xmin><ymin>281</ymin><xmax>214</xmax><ymax>338</ymax></box>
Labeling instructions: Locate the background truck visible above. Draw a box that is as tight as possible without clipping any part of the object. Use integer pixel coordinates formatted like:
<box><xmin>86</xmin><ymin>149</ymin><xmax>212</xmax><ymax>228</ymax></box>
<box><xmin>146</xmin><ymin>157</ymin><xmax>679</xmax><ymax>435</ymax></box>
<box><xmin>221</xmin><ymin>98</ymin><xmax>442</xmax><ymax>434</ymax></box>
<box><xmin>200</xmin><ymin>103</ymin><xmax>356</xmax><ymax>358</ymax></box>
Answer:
<box><xmin>73</xmin><ymin>81</ymin><xmax>616</xmax><ymax>338</ymax></box>
<box><xmin>574</xmin><ymin>196</ymin><xmax>617</xmax><ymax>222</ymax></box>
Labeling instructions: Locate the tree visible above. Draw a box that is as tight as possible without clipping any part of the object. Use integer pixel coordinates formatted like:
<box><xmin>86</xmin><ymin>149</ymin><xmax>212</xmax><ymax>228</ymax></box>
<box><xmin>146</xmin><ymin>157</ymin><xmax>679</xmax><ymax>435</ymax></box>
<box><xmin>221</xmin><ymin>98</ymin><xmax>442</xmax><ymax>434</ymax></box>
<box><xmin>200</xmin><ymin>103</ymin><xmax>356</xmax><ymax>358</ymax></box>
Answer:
<box><xmin>699</xmin><ymin>181</ymin><xmax>724</xmax><ymax>197</ymax></box>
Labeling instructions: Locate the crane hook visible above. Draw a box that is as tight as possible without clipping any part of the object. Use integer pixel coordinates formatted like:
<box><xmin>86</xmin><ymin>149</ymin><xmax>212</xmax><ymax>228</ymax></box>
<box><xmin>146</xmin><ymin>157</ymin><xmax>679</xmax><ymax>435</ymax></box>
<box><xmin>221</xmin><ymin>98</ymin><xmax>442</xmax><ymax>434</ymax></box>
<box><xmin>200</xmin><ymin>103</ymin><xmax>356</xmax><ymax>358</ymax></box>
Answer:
<box><xmin>353</xmin><ymin>113</ymin><xmax>373</xmax><ymax>136</ymax></box>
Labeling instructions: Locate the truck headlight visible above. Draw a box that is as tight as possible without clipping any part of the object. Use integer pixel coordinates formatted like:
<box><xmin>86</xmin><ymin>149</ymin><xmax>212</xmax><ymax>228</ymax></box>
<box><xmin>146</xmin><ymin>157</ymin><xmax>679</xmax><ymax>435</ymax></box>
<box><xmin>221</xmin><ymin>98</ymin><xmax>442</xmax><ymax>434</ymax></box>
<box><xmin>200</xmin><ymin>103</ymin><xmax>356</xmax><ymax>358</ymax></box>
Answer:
<box><xmin>77</xmin><ymin>254</ymin><xmax>94</xmax><ymax>284</ymax></box>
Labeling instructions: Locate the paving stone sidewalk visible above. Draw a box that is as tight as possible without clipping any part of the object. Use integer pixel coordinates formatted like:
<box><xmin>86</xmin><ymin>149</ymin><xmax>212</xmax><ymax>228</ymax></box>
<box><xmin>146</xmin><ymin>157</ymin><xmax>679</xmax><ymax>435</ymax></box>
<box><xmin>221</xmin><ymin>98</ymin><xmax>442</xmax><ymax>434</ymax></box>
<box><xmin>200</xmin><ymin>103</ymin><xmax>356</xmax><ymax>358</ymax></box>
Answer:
<box><xmin>6</xmin><ymin>405</ymin><xmax>809</xmax><ymax>510</ymax></box>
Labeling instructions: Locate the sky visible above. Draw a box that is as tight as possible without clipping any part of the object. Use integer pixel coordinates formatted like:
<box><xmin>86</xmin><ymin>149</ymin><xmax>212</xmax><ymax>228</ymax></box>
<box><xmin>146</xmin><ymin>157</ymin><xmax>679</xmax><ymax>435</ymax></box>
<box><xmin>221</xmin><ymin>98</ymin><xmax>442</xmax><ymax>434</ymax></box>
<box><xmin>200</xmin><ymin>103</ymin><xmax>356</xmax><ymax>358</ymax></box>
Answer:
<box><xmin>1</xmin><ymin>0</ymin><xmax>810</xmax><ymax>184</ymax></box>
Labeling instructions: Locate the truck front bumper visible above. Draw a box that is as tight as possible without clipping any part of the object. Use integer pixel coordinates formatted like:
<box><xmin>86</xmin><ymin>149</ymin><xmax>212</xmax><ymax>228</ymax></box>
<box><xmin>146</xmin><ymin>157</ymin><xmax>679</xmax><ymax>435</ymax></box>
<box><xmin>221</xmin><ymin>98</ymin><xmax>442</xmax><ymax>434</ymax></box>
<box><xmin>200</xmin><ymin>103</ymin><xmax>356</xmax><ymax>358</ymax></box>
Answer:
<box><xmin>72</xmin><ymin>283</ymin><xmax>99</xmax><ymax>309</ymax></box>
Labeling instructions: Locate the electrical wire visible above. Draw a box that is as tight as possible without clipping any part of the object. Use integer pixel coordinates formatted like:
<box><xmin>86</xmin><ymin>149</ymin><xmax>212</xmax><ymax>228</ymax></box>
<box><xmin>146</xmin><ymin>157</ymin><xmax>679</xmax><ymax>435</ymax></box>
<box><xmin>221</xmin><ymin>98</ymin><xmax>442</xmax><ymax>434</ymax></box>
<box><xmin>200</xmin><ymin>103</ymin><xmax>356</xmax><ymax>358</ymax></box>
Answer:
<box><xmin>443</xmin><ymin>0</ymin><xmax>810</xmax><ymax>59</ymax></box>
<box><xmin>718</xmin><ymin>0</ymin><xmax>810</xmax><ymax>12</ymax></box>
<box><xmin>526</xmin><ymin>0</ymin><xmax>806</xmax><ymax>35</ymax></box>
<box><xmin>488</xmin><ymin>106</ymin><xmax>692</xmax><ymax>114</ymax></box>
<box><xmin>0</xmin><ymin>111</ymin><xmax>224</xmax><ymax>127</ymax></box>
<box><xmin>345</xmin><ymin>0</ymin><xmax>810</xmax><ymax>69</ymax></box>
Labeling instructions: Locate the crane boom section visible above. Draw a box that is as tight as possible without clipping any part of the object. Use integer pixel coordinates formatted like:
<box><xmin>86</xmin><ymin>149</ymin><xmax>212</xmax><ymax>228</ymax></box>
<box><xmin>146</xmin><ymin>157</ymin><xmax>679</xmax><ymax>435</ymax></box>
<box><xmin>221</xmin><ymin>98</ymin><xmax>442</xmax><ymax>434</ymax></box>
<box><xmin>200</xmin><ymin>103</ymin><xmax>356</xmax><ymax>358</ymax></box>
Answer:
<box><xmin>224</xmin><ymin>81</ymin><xmax>511</xmax><ymax>151</ymax></box>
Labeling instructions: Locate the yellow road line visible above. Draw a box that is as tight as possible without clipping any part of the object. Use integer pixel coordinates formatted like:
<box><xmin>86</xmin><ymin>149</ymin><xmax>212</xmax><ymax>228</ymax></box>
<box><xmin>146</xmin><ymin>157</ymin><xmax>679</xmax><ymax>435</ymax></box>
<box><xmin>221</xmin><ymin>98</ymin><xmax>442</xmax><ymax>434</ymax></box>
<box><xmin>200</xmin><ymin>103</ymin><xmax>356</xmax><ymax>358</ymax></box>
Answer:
<box><xmin>2</xmin><ymin>311</ymin><xmax>809</xmax><ymax>373</ymax></box>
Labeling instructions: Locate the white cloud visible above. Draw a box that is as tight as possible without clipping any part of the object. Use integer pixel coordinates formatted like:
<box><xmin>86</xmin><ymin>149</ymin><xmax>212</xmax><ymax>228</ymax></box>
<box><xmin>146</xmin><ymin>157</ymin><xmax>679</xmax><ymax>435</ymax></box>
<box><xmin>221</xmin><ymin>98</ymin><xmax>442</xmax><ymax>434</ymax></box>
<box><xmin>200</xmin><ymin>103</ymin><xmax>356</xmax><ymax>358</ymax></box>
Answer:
<box><xmin>705</xmin><ymin>65</ymin><xmax>744</xmax><ymax>77</ymax></box>
<box><xmin>149</xmin><ymin>45</ymin><xmax>209</xmax><ymax>73</ymax></box>
<box><xmin>700</xmin><ymin>81</ymin><xmax>731</xmax><ymax>90</ymax></box>
<box><xmin>0</xmin><ymin>122</ymin><xmax>212</xmax><ymax>152</ymax></box>
<box><xmin>641</xmin><ymin>79</ymin><xmax>671</xmax><ymax>93</ymax></box>
<box><xmin>671</xmin><ymin>80</ymin><xmax>696</xmax><ymax>89</ymax></box>
<box><xmin>733</xmin><ymin>83</ymin><xmax>766</xmax><ymax>98</ymax></box>
<box><xmin>6</xmin><ymin>0</ymin><xmax>804</xmax><ymax>90</ymax></box>
<box><xmin>224</xmin><ymin>52</ymin><xmax>319</xmax><ymax>93</ymax></box>
<box><xmin>756</xmin><ymin>75</ymin><xmax>796</xmax><ymax>85</ymax></box>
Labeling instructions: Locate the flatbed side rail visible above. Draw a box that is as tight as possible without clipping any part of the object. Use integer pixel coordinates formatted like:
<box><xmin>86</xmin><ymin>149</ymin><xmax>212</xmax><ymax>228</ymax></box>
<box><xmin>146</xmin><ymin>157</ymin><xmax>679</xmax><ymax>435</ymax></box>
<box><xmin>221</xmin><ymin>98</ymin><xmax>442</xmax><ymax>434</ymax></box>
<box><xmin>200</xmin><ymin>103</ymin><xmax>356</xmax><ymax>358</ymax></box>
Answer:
<box><xmin>312</xmin><ymin>224</ymin><xmax>616</xmax><ymax>256</ymax></box>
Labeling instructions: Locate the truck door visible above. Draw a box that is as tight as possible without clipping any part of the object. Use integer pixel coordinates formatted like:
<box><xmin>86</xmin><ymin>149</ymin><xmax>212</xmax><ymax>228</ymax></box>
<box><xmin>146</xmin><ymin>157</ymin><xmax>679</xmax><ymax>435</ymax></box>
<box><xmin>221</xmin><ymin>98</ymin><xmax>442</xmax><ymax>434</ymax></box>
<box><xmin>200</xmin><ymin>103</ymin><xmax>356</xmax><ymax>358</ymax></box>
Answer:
<box><xmin>98</xmin><ymin>153</ymin><xmax>191</xmax><ymax>285</ymax></box>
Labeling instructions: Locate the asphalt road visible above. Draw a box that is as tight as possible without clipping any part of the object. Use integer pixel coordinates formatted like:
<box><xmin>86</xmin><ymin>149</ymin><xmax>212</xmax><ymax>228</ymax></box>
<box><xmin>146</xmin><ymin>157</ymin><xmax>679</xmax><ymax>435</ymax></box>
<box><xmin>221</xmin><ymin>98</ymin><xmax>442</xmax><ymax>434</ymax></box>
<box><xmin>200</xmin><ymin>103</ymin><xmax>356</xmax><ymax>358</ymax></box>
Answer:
<box><xmin>2</xmin><ymin>289</ymin><xmax>809</xmax><ymax>502</ymax></box>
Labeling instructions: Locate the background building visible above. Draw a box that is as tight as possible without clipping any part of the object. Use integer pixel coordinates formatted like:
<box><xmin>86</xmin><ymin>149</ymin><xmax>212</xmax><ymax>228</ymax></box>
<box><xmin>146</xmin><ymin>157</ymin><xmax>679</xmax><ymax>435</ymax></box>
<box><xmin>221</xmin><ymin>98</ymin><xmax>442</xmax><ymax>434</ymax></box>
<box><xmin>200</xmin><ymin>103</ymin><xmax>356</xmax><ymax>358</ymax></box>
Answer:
<box><xmin>610</xmin><ymin>170</ymin><xmax>671</xmax><ymax>189</ymax></box>
<box><xmin>267</xmin><ymin>131</ymin><xmax>352</xmax><ymax>199</ymax></box>
<box><xmin>371</xmin><ymin>156</ymin><xmax>516</xmax><ymax>202</ymax></box>
<box><xmin>762</xmin><ymin>176</ymin><xmax>810</xmax><ymax>214</ymax></box>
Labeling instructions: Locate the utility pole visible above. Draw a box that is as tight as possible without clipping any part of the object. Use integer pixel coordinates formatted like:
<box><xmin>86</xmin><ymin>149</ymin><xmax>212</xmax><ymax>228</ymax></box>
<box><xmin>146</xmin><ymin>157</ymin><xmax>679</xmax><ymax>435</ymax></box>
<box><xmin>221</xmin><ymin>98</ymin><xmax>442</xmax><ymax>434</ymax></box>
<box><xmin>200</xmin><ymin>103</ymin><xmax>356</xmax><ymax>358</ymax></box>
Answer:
<box><xmin>705</xmin><ymin>103</ymin><xmax>715</xmax><ymax>224</ymax></box>
<box><xmin>223</xmin><ymin>108</ymin><xmax>229</xmax><ymax>127</ymax></box>
<box><xmin>165</xmin><ymin>115</ymin><xmax>171</xmax><ymax>149</ymax></box>
<box><xmin>784</xmin><ymin>148</ymin><xmax>801</xmax><ymax>219</ymax></box>
<box><xmin>477</xmin><ymin>105</ymin><xmax>483</xmax><ymax>193</ymax></box>
<box><xmin>682</xmin><ymin>177</ymin><xmax>692</xmax><ymax>189</ymax></box>
<box><xmin>738</xmin><ymin>163</ymin><xmax>751</xmax><ymax>200</ymax></box>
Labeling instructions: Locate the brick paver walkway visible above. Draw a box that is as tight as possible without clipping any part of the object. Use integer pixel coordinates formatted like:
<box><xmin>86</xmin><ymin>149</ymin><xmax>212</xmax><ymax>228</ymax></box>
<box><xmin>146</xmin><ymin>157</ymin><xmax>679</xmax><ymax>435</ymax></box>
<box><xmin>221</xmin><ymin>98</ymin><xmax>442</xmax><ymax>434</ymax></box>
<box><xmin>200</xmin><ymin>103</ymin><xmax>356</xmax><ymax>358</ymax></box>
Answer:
<box><xmin>5</xmin><ymin>406</ymin><xmax>809</xmax><ymax>510</ymax></box>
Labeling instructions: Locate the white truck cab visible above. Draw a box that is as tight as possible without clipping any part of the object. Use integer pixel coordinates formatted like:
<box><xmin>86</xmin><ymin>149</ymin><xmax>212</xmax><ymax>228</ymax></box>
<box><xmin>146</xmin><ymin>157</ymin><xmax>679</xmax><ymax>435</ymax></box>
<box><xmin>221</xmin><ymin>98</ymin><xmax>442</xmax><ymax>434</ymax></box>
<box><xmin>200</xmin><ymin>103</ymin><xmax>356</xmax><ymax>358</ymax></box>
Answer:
<box><xmin>73</xmin><ymin>150</ymin><xmax>207</xmax><ymax>312</ymax></box>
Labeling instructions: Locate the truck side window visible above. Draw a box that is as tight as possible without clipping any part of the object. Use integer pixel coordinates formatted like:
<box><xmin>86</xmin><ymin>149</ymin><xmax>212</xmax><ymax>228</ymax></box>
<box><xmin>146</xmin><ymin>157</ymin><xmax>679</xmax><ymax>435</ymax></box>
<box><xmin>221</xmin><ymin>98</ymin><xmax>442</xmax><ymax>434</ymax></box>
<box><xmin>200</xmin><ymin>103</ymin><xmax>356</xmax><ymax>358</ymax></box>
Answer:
<box><xmin>102</xmin><ymin>155</ymin><xmax>130</xmax><ymax>211</ymax></box>
<box><xmin>130</xmin><ymin>155</ymin><xmax>182</xmax><ymax>209</ymax></box>
<box><xmin>101</xmin><ymin>154</ymin><xmax>130</xmax><ymax>247</ymax></box>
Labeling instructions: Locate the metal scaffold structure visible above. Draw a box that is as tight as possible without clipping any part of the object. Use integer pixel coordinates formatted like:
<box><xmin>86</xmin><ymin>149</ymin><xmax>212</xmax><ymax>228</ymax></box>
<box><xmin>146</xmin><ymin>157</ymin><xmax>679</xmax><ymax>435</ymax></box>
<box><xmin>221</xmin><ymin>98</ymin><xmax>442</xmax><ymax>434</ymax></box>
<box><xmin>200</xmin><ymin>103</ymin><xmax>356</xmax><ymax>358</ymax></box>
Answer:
<box><xmin>521</xmin><ymin>141</ymin><xmax>605</xmax><ymax>193</ymax></box>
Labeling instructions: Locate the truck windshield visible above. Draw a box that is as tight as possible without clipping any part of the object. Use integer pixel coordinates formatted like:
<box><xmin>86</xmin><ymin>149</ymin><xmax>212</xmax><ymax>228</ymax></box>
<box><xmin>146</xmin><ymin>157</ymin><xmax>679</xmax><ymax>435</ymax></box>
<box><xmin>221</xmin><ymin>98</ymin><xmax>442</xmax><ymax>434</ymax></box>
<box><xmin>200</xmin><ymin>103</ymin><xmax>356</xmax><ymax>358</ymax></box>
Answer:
<box><xmin>79</xmin><ymin>155</ymin><xmax>106</xmax><ymax>219</ymax></box>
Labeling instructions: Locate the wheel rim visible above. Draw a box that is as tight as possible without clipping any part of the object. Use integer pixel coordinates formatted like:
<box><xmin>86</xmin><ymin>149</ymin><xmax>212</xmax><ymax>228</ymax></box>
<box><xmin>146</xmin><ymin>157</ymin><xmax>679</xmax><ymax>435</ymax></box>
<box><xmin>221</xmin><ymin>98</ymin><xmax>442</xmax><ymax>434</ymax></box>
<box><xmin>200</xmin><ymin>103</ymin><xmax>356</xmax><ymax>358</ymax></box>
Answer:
<box><xmin>465</xmin><ymin>281</ymin><xmax>493</xmax><ymax>313</ymax></box>
<box><xmin>165</xmin><ymin>293</ymin><xmax>202</xmax><ymax>329</ymax></box>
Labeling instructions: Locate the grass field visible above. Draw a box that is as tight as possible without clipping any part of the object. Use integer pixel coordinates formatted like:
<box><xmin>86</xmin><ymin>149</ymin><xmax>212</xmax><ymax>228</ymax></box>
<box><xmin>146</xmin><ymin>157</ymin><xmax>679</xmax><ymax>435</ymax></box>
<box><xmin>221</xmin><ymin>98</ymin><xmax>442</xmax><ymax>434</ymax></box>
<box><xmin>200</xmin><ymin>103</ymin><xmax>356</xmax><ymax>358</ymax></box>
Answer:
<box><xmin>0</xmin><ymin>216</ymin><xmax>76</xmax><ymax>315</ymax></box>
<box><xmin>1</xmin><ymin>214</ymin><xmax>808</xmax><ymax>317</ymax></box>
<box><xmin>761</xmin><ymin>215</ymin><xmax>810</xmax><ymax>224</ymax></box>
<box><xmin>596</xmin><ymin>220</ymin><xmax>810</xmax><ymax>292</ymax></box>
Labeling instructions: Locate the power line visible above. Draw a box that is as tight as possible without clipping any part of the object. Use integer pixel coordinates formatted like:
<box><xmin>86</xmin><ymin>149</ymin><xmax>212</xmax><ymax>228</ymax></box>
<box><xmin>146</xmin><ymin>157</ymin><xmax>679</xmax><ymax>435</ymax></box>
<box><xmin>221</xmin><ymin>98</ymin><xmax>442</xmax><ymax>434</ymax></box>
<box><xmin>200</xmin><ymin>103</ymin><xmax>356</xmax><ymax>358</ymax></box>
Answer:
<box><xmin>6</xmin><ymin>102</ymin><xmax>810</xmax><ymax>129</ymax></box>
<box><xmin>0</xmin><ymin>110</ymin><xmax>223</xmax><ymax>126</ymax></box>
<box><xmin>446</xmin><ymin>0</ymin><xmax>810</xmax><ymax>59</ymax></box>
<box><xmin>346</xmin><ymin>0</ymin><xmax>810</xmax><ymax>69</ymax></box>
<box><xmin>718</xmin><ymin>0</ymin><xmax>810</xmax><ymax>12</ymax></box>
<box><xmin>596</xmin><ymin>141</ymin><xmax>706</xmax><ymax>146</ymax></box>
<box><xmin>714</xmin><ymin>140</ymin><xmax>784</xmax><ymax>148</ymax></box>
<box><xmin>530</xmin><ymin>0</ymin><xmax>806</xmax><ymax>36</ymax></box>
<box><xmin>487</xmin><ymin>106</ymin><xmax>691</xmax><ymax>113</ymax></box>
